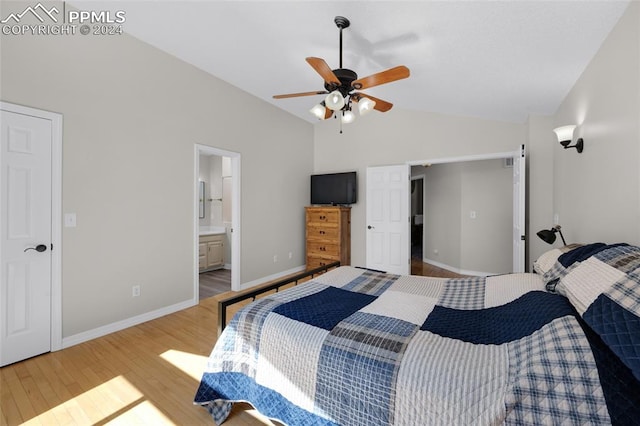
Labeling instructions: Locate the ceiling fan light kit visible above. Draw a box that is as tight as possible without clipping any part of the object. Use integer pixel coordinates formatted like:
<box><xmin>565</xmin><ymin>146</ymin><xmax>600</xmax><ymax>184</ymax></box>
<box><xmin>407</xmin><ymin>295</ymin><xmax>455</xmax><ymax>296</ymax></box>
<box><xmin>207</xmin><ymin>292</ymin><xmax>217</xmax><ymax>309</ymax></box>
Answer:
<box><xmin>273</xmin><ymin>16</ymin><xmax>410</xmax><ymax>132</ymax></box>
<box><xmin>310</xmin><ymin>102</ymin><xmax>327</xmax><ymax>119</ymax></box>
<box><xmin>357</xmin><ymin>97</ymin><xmax>376</xmax><ymax>115</ymax></box>
<box><xmin>326</xmin><ymin>90</ymin><xmax>345</xmax><ymax>110</ymax></box>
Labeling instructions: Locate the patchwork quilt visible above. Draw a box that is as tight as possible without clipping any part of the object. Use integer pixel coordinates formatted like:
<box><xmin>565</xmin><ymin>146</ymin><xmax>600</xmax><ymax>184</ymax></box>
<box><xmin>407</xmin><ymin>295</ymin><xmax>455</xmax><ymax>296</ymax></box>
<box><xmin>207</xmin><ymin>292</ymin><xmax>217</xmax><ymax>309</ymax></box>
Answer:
<box><xmin>194</xmin><ymin>265</ymin><xmax>640</xmax><ymax>425</ymax></box>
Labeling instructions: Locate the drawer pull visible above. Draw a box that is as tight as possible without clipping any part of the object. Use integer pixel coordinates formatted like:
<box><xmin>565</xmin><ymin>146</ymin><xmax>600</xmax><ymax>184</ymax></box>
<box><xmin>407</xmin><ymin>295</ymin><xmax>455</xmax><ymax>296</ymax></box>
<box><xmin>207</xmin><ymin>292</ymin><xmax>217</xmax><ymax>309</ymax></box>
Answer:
<box><xmin>319</xmin><ymin>230</ymin><xmax>325</xmax><ymax>235</ymax></box>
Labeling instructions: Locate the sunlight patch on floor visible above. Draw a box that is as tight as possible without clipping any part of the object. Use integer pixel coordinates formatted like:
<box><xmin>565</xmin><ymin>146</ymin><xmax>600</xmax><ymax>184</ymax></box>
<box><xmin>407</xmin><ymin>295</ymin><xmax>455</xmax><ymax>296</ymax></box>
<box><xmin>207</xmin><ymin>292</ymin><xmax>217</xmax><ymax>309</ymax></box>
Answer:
<box><xmin>160</xmin><ymin>349</ymin><xmax>208</xmax><ymax>381</ymax></box>
<box><xmin>105</xmin><ymin>400</ymin><xmax>175</xmax><ymax>425</ymax></box>
<box><xmin>23</xmin><ymin>375</ymin><xmax>148</xmax><ymax>425</ymax></box>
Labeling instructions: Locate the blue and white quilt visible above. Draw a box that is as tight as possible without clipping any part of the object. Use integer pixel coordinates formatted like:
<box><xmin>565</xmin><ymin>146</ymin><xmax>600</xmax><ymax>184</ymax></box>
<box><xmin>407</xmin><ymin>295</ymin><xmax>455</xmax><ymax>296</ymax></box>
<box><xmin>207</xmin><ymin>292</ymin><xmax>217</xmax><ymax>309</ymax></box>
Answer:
<box><xmin>194</xmin><ymin>265</ymin><xmax>640</xmax><ymax>425</ymax></box>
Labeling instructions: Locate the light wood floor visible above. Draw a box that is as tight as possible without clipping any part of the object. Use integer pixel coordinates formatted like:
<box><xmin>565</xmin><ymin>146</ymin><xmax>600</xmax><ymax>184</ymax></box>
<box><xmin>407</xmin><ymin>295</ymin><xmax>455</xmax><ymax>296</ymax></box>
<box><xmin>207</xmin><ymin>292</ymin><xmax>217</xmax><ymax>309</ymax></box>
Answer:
<box><xmin>0</xmin><ymin>261</ymin><xmax>463</xmax><ymax>426</ymax></box>
<box><xmin>411</xmin><ymin>257</ymin><xmax>468</xmax><ymax>278</ymax></box>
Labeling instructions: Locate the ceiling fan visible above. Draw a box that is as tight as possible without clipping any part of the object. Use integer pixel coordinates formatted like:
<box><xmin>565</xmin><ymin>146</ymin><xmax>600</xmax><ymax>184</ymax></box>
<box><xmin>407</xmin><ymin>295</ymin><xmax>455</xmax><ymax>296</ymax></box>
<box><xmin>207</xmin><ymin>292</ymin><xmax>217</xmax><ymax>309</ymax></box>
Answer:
<box><xmin>273</xmin><ymin>16</ymin><xmax>410</xmax><ymax>126</ymax></box>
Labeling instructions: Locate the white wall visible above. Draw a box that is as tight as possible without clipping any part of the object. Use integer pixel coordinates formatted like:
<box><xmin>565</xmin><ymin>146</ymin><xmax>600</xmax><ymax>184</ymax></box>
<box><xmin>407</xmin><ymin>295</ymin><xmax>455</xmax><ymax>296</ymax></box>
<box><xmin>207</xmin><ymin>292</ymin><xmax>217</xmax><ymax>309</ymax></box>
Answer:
<box><xmin>314</xmin><ymin>109</ymin><xmax>525</xmax><ymax>268</ymax></box>
<box><xmin>1</xmin><ymin>30</ymin><xmax>313</xmax><ymax>338</ymax></box>
<box><xmin>552</xmin><ymin>2</ymin><xmax>640</xmax><ymax>246</ymax></box>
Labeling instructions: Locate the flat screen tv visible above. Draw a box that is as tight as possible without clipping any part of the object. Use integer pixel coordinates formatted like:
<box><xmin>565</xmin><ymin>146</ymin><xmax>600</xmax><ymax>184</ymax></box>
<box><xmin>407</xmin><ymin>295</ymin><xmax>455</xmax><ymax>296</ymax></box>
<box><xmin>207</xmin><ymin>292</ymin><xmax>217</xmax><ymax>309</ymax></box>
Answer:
<box><xmin>310</xmin><ymin>171</ymin><xmax>357</xmax><ymax>205</ymax></box>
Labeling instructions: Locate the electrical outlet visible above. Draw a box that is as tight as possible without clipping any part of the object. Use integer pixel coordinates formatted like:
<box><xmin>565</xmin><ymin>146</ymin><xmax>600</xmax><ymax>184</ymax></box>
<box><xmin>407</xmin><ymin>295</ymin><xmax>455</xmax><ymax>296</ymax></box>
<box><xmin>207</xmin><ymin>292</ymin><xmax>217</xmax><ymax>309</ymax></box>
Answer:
<box><xmin>288</xmin><ymin>252</ymin><xmax>292</xmax><ymax>259</ymax></box>
<box><xmin>273</xmin><ymin>255</ymin><xmax>278</xmax><ymax>263</ymax></box>
<box><xmin>132</xmin><ymin>285</ymin><xmax>140</xmax><ymax>297</ymax></box>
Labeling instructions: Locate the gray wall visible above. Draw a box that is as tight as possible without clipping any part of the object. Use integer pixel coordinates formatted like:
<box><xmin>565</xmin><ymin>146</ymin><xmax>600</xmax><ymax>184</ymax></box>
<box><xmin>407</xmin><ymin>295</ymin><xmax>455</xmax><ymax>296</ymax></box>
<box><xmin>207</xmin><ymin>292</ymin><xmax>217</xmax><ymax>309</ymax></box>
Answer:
<box><xmin>313</xmin><ymin>109</ymin><xmax>525</xmax><ymax>268</ymax></box>
<box><xmin>419</xmin><ymin>160</ymin><xmax>512</xmax><ymax>275</ymax></box>
<box><xmin>552</xmin><ymin>2</ymin><xmax>640</xmax><ymax>246</ymax></box>
<box><xmin>1</xmin><ymin>30</ymin><xmax>313</xmax><ymax>338</ymax></box>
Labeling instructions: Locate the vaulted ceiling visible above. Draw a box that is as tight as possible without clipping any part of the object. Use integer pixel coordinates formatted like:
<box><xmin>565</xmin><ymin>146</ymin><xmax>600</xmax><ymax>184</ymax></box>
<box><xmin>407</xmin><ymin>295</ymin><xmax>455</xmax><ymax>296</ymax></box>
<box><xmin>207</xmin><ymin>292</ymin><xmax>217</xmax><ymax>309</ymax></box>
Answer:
<box><xmin>79</xmin><ymin>1</ymin><xmax>630</xmax><ymax>123</ymax></box>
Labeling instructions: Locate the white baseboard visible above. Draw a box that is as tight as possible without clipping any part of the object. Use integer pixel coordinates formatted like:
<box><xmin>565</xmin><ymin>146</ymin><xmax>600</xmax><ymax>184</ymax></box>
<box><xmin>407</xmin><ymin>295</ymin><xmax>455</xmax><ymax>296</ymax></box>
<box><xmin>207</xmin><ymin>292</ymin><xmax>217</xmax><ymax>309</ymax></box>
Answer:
<box><xmin>62</xmin><ymin>298</ymin><xmax>197</xmax><ymax>349</ymax></box>
<box><xmin>422</xmin><ymin>258</ymin><xmax>495</xmax><ymax>277</ymax></box>
<box><xmin>240</xmin><ymin>265</ymin><xmax>306</xmax><ymax>291</ymax></box>
<box><xmin>62</xmin><ymin>265</ymin><xmax>307</xmax><ymax>349</ymax></box>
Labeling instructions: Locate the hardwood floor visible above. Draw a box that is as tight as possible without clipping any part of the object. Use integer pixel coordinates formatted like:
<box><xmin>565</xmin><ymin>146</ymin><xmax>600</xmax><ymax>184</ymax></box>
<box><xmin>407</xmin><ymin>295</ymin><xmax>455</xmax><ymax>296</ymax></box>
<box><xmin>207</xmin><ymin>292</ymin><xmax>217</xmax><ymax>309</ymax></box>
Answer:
<box><xmin>411</xmin><ymin>257</ymin><xmax>469</xmax><ymax>278</ymax></box>
<box><xmin>0</xmin><ymin>294</ymin><xmax>278</xmax><ymax>426</ymax></box>
<box><xmin>199</xmin><ymin>268</ymin><xmax>231</xmax><ymax>300</ymax></box>
<box><xmin>1</xmin><ymin>261</ymin><xmax>463</xmax><ymax>426</ymax></box>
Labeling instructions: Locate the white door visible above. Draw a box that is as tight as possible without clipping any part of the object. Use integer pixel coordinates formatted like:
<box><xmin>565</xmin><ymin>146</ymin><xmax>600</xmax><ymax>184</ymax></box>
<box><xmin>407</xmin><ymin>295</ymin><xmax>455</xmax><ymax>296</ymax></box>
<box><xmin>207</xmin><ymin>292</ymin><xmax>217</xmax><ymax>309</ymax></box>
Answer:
<box><xmin>0</xmin><ymin>109</ymin><xmax>53</xmax><ymax>366</ymax></box>
<box><xmin>366</xmin><ymin>165</ymin><xmax>410</xmax><ymax>275</ymax></box>
<box><xmin>512</xmin><ymin>145</ymin><xmax>526</xmax><ymax>273</ymax></box>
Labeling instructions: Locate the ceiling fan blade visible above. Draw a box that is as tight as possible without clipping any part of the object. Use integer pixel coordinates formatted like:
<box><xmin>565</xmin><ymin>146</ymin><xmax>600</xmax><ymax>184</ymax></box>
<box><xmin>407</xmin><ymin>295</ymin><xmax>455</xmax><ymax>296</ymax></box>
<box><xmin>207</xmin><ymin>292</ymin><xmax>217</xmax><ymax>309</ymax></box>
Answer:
<box><xmin>306</xmin><ymin>57</ymin><xmax>341</xmax><ymax>86</ymax></box>
<box><xmin>351</xmin><ymin>65</ymin><xmax>410</xmax><ymax>90</ymax></box>
<box><xmin>354</xmin><ymin>93</ymin><xmax>393</xmax><ymax>112</ymax></box>
<box><xmin>273</xmin><ymin>90</ymin><xmax>329</xmax><ymax>99</ymax></box>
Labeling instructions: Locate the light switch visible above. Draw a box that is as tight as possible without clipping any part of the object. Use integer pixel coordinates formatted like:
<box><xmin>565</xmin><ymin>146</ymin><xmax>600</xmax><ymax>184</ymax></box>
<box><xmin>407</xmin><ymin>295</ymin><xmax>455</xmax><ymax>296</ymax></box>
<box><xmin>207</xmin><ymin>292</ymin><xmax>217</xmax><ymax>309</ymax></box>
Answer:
<box><xmin>470</xmin><ymin>210</ymin><xmax>477</xmax><ymax>219</ymax></box>
<box><xmin>64</xmin><ymin>213</ymin><xmax>77</xmax><ymax>228</ymax></box>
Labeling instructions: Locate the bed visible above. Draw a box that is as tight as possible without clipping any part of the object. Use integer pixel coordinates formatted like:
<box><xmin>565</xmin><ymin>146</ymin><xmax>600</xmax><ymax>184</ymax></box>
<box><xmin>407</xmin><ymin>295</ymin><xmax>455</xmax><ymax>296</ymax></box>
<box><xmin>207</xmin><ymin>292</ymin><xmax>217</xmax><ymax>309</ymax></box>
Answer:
<box><xmin>194</xmin><ymin>243</ymin><xmax>640</xmax><ymax>425</ymax></box>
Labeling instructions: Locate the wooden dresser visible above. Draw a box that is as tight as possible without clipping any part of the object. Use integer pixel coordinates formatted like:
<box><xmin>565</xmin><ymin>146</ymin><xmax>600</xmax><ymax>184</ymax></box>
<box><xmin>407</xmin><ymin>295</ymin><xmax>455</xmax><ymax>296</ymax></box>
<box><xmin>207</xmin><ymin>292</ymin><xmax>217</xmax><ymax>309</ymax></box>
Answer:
<box><xmin>305</xmin><ymin>206</ymin><xmax>351</xmax><ymax>270</ymax></box>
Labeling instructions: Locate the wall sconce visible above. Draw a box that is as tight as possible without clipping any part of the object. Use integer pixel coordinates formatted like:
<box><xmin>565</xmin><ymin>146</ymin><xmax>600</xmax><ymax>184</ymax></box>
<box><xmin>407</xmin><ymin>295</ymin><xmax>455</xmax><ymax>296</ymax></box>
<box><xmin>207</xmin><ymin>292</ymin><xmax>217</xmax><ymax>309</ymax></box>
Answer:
<box><xmin>537</xmin><ymin>225</ymin><xmax>567</xmax><ymax>245</ymax></box>
<box><xmin>553</xmin><ymin>125</ymin><xmax>584</xmax><ymax>153</ymax></box>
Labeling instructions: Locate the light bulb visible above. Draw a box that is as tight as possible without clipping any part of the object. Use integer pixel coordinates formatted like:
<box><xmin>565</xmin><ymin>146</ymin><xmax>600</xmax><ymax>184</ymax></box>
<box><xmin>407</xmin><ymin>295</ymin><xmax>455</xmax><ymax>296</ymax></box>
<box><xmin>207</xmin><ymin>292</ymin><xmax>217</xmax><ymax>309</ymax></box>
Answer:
<box><xmin>341</xmin><ymin>110</ymin><xmax>356</xmax><ymax>124</ymax></box>
<box><xmin>309</xmin><ymin>103</ymin><xmax>326</xmax><ymax>120</ymax></box>
<box><xmin>358</xmin><ymin>97</ymin><xmax>376</xmax><ymax>116</ymax></box>
<box><xmin>325</xmin><ymin>90</ymin><xmax>345</xmax><ymax>111</ymax></box>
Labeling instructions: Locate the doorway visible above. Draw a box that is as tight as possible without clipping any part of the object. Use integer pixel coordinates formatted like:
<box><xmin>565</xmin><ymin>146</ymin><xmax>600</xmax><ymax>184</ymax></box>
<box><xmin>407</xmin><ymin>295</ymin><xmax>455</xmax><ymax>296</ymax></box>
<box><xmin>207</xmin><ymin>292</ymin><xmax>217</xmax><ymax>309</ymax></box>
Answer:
<box><xmin>410</xmin><ymin>175</ymin><xmax>424</xmax><ymax>261</ymax></box>
<box><xmin>0</xmin><ymin>102</ymin><xmax>62</xmax><ymax>366</ymax></box>
<box><xmin>407</xmin><ymin>146</ymin><xmax>525</xmax><ymax>275</ymax></box>
<box><xmin>195</xmin><ymin>145</ymin><xmax>241</xmax><ymax>299</ymax></box>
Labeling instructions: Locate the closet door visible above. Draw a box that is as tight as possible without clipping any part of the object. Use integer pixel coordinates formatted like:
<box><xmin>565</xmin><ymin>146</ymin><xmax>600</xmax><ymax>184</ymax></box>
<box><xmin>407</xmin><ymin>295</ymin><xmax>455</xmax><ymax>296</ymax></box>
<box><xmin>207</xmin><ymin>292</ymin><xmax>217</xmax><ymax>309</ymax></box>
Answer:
<box><xmin>512</xmin><ymin>144</ymin><xmax>526</xmax><ymax>273</ymax></box>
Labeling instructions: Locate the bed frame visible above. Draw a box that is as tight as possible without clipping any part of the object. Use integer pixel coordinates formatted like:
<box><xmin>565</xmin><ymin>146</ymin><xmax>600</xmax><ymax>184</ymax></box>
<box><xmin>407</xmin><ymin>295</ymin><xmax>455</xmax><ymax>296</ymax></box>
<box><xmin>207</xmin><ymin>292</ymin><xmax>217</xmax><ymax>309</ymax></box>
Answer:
<box><xmin>217</xmin><ymin>261</ymin><xmax>340</xmax><ymax>336</ymax></box>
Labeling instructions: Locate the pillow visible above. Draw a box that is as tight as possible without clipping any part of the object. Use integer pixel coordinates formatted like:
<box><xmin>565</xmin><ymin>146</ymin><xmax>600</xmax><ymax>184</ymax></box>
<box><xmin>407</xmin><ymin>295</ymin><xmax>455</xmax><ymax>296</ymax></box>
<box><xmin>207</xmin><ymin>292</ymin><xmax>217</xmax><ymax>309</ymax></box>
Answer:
<box><xmin>533</xmin><ymin>243</ymin><xmax>583</xmax><ymax>276</ymax></box>
<box><xmin>555</xmin><ymin>244</ymin><xmax>640</xmax><ymax>381</ymax></box>
<box><xmin>547</xmin><ymin>243</ymin><xmax>628</xmax><ymax>294</ymax></box>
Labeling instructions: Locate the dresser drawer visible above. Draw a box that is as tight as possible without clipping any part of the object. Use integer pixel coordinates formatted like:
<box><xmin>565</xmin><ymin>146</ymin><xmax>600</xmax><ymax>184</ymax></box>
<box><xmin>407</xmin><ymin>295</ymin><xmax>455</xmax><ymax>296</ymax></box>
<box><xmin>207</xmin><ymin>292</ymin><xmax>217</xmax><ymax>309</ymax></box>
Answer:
<box><xmin>306</xmin><ymin>208</ymin><xmax>340</xmax><ymax>225</ymax></box>
<box><xmin>306</xmin><ymin>256</ymin><xmax>337</xmax><ymax>270</ymax></box>
<box><xmin>307</xmin><ymin>241</ymin><xmax>339</xmax><ymax>258</ymax></box>
<box><xmin>306</xmin><ymin>225</ymin><xmax>339</xmax><ymax>241</ymax></box>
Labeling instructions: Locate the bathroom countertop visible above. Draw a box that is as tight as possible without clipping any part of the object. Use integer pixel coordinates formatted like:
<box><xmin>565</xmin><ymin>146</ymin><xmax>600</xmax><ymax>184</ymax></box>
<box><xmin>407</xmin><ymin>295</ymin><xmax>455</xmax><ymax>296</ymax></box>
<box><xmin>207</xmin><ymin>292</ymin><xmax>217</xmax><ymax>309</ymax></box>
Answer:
<box><xmin>199</xmin><ymin>226</ymin><xmax>226</xmax><ymax>236</ymax></box>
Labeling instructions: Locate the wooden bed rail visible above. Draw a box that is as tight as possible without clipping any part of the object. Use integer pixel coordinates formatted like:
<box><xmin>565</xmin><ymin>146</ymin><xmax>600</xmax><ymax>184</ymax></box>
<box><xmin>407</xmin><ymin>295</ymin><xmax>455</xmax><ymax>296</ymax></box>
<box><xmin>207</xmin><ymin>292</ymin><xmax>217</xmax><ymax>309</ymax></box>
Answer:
<box><xmin>217</xmin><ymin>261</ymin><xmax>340</xmax><ymax>336</ymax></box>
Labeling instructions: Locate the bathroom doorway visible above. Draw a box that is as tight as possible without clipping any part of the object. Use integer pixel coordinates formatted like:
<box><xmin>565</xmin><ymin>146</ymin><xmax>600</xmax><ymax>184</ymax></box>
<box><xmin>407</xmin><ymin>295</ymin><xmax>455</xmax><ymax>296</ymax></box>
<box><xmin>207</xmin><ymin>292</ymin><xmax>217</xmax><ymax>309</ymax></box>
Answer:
<box><xmin>195</xmin><ymin>145</ymin><xmax>241</xmax><ymax>299</ymax></box>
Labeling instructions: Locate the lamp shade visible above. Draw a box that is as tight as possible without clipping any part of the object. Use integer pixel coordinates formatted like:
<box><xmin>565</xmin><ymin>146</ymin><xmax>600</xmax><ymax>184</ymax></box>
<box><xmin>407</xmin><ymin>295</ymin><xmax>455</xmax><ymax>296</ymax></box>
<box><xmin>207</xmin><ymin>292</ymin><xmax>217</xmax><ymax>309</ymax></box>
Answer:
<box><xmin>536</xmin><ymin>229</ymin><xmax>557</xmax><ymax>244</ymax></box>
<box><xmin>325</xmin><ymin>91</ymin><xmax>345</xmax><ymax>111</ymax></box>
<box><xmin>341</xmin><ymin>110</ymin><xmax>356</xmax><ymax>124</ymax></box>
<box><xmin>358</xmin><ymin>97</ymin><xmax>376</xmax><ymax>115</ymax></box>
<box><xmin>553</xmin><ymin>125</ymin><xmax>576</xmax><ymax>143</ymax></box>
<box><xmin>309</xmin><ymin>103</ymin><xmax>327</xmax><ymax>120</ymax></box>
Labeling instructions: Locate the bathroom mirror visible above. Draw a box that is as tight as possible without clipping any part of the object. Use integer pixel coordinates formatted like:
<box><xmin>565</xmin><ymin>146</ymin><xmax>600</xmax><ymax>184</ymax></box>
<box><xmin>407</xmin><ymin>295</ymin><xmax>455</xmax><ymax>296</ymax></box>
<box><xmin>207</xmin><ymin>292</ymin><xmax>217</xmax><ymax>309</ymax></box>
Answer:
<box><xmin>199</xmin><ymin>181</ymin><xmax>205</xmax><ymax>219</ymax></box>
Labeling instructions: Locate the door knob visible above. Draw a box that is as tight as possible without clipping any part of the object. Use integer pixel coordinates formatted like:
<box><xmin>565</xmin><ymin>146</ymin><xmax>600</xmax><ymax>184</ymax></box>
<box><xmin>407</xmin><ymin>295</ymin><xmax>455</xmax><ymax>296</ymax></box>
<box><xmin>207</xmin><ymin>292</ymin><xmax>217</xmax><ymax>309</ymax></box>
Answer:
<box><xmin>24</xmin><ymin>244</ymin><xmax>47</xmax><ymax>253</ymax></box>
<box><xmin>367</xmin><ymin>225</ymin><xmax>375</xmax><ymax>229</ymax></box>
